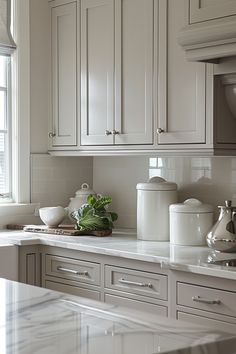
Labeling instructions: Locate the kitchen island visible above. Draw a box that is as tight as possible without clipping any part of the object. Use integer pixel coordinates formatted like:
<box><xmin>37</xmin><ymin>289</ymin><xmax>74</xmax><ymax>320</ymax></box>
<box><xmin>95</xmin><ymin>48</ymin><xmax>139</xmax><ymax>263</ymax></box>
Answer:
<box><xmin>0</xmin><ymin>277</ymin><xmax>236</xmax><ymax>354</ymax></box>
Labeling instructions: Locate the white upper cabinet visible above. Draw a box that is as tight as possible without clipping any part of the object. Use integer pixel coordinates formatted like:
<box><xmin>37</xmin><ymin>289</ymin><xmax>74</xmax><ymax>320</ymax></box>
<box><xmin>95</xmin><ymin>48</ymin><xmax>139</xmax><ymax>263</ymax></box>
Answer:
<box><xmin>48</xmin><ymin>0</ymin><xmax>236</xmax><ymax>155</ymax></box>
<box><xmin>81</xmin><ymin>0</ymin><xmax>154</xmax><ymax>146</ymax></box>
<box><xmin>49</xmin><ymin>0</ymin><xmax>78</xmax><ymax>148</ymax></box>
<box><xmin>114</xmin><ymin>0</ymin><xmax>153</xmax><ymax>145</ymax></box>
<box><xmin>81</xmin><ymin>0</ymin><xmax>114</xmax><ymax>146</ymax></box>
<box><xmin>157</xmin><ymin>0</ymin><xmax>206</xmax><ymax>146</ymax></box>
<box><xmin>179</xmin><ymin>0</ymin><xmax>236</xmax><ymax>62</ymax></box>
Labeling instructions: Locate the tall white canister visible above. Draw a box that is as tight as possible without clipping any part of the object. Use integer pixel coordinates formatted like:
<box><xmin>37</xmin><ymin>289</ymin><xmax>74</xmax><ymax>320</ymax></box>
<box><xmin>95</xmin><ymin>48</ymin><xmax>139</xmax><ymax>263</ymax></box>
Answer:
<box><xmin>136</xmin><ymin>177</ymin><xmax>178</xmax><ymax>241</ymax></box>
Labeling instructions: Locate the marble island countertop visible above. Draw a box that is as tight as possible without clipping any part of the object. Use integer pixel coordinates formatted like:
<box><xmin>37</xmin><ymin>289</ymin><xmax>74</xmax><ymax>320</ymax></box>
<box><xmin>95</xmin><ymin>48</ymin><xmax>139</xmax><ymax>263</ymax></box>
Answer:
<box><xmin>1</xmin><ymin>277</ymin><xmax>236</xmax><ymax>354</ymax></box>
<box><xmin>1</xmin><ymin>229</ymin><xmax>236</xmax><ymax>280</ymax></box>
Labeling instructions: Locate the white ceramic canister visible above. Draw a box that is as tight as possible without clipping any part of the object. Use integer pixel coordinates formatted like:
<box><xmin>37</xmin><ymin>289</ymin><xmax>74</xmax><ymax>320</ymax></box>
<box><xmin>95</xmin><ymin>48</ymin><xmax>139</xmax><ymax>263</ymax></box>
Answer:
<box><xmin>169</xmin><ymin>198</ymin><xmax>214</xmax><ymax>246</ymax></box>
<box><xmin>136</xmin><ymin>177</ymin><xmax>178</xmax><ymax>241</ymax></box>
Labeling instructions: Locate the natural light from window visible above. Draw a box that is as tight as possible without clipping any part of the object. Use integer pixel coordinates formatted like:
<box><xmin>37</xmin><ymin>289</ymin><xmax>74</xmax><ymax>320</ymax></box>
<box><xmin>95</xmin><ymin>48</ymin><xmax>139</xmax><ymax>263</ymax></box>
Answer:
<box><xmin>0</xmin><ymin>55</ymin><xmax>10</xmax><ymax>199</ymax></box>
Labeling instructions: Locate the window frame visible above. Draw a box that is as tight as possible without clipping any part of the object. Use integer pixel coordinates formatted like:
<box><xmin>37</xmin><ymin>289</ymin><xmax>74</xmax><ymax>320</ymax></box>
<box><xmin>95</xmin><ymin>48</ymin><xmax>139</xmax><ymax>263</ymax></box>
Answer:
<box><xmin>11</xmin><ymin>0</ymin><xmax>30</xmax><ymax>204</ymax></box>
<box><xmin>0</xmin><ymin>54</ymin><xmax>12</xmax><ymax>202</ymax></box>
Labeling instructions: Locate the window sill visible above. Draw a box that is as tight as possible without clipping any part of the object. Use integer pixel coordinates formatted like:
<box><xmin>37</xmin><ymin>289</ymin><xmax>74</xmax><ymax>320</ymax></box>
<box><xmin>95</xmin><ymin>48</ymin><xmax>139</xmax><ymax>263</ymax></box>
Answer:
<box><xmin>0</xmin><ymin>203</ymin><xmax>40</xmax><ymax>217</ymax></box>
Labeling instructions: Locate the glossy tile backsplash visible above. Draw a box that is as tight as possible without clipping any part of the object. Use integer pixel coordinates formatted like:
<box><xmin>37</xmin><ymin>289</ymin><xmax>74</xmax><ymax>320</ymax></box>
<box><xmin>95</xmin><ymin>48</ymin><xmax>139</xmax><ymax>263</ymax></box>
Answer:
<box><xmin>31</xmin><ymin>154</ymin><xmax>93</xmax><ymax>208</ymax></box>
<box><xmin>93</xmin><ymin>156</ymin><xmax>236</xmax><ymax>229</ymax></box>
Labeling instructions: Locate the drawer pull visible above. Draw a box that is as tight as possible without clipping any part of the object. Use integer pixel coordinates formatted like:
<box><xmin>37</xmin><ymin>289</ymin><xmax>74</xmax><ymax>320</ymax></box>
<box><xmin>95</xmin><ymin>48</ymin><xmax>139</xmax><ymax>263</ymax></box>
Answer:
<box><xmin>192</xmin><ymin>295</ymin><xmax>221</xmax><ymax>305</ymax></box>
<box><xmin>57</xmin><ymin>266</ymin><xmax>89</xmax><ymax>276</ymax></box>
<box><xmin>118</xmin><ymin>278</ymin><xmax>153</xmax><ymax>288</ymax></box>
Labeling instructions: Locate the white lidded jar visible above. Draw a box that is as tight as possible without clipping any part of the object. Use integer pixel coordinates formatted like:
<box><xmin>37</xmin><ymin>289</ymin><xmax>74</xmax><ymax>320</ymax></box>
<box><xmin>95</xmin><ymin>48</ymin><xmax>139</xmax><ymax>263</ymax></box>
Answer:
<box><xmin>136</xmin><ymin>177</ymin><xmax>177</xmax><ymax>241</ymax></box>
<box><xmin>169</xmin><ymin>198</ymin><xmax>214</xmax><ymax>246</ymax></box>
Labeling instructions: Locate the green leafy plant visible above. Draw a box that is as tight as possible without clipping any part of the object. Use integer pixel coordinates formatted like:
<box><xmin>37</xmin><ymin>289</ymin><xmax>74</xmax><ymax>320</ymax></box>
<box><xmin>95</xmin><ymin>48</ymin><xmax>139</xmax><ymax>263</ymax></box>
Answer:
<box><xmin>71</xmin><ymin>195</ymin><xmax>118</xmax><ymax>231</ymax></box>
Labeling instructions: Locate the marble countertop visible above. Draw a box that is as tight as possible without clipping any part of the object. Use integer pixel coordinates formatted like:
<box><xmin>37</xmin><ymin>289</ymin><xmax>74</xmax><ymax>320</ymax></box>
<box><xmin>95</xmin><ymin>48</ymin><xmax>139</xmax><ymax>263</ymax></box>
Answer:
<box><xmin>1</xmin><ymin>277</ymin><xmax>236</xmax><ymax>354</ymax></box>
<box><xmin>1</xmin><ymin>229</ymin><xmax>236</xmax><ymax>280</ymax></box>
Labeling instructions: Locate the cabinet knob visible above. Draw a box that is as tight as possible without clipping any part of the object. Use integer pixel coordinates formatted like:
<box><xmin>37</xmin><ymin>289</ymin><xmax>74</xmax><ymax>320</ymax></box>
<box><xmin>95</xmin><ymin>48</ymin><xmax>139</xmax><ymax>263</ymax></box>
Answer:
<box><xmin>157</xmin><ymin>128</ymin><xmax>164</xmax><ymax>134</ymax></box>
<box><xmin>49</xmin><ymin>132</ymin><xmax>56</xmax><ymax>138</ymax></box>
<box><xmin>105</xmin><ymin>130</ymin><xmax>112</xmax><ymax>136</ymax></box>
<box><xmin>112</xmin><ymin>130</ymin><xmax>120</xmax><ymax>135</ymax></box>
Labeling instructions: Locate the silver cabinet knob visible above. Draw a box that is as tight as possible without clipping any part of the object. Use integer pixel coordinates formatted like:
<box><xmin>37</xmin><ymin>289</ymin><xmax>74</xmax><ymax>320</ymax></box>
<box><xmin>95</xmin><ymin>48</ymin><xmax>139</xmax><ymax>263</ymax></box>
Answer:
<box><xmin>112</xmin><ymin>130</ymin><xmax>120</xmax><ymax>135</ymax></box>
<box><xmin>157</xmin><ymin>128</ymin><xmax>164</xmax><ymax>134</ymax></box>
<box><xmin>105</xmin><ymin>130</ymin><xmax>112</xmax><ymax>136</ymax></box>
<box><xmin>49</xmin><ymin>132</ymin><xmax>56</xmax><ymax>138</ymax></box>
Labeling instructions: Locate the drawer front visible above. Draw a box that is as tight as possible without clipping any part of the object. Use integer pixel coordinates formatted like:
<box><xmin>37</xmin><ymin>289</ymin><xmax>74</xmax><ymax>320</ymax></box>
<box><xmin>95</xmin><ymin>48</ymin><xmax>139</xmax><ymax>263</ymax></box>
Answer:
<box><xmin>105</xmin><ymin>294</ymin><xmax>168</xmax><ymax>317</ymax></box>
<box><xmin>45</xmin><ymin>280</ymin><xmax>100</xmax><ymax>301</ymax></box>
<box><xmin>105</xmin><ymin>265</ymin><xmax>167</xmax><ymax>300</ymax></box>
<box><xmin>45</xmin><ymin>255</ymin><xmax>100</xmax><ymax>286</ymax></box>
<box><xmin>177</xmin><ymin>311</ymin><xmax>236</xmax><ymax>335</ymax></box>
<box><xmin>177</xmin><ymin>282</ymin><xmax>236</xmax><ymax>318</ymax></box>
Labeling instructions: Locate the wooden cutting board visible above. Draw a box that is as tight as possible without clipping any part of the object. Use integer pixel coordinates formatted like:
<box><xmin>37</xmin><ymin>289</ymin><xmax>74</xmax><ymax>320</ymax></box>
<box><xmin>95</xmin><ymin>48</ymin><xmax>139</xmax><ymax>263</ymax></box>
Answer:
<box><xmin>7</xmin><ymin>224</ymin><xmax>112</xmax><ymax>237</ymax></box>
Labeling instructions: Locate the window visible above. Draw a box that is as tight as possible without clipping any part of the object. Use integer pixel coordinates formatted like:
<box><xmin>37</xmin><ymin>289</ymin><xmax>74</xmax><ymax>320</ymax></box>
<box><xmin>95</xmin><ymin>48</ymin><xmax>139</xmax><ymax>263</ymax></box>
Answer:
<box><xmin>0</xmin><ymin>55</ymin><xmax>11</xmax><ymax>200</ymax></box>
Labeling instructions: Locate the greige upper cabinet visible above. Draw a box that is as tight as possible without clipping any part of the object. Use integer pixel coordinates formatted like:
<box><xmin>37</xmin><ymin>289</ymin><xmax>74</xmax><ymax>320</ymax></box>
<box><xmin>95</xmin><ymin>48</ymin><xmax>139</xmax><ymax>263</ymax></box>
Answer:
<box><xmin>189</xmin><ymin>0</ymin><xmax>236</xmax><ymax>23</ymax></box>
<box><xmin>49</xmin><ymin>0</ymin><xmax>79</xmax><ymax>148</ymax></box>
<box><xmin>81</xmin><ymin>0</ymin><xmax>154</xmax><ymax>146</ymax></box>
<box><xmin>157</xmin><ymin>0</ymin><xmax>206</xmax><ymax>146</ymax></box>
<box><xmin>179</xmin><ymin>0</ymin><xmax>236</xmax><ymax>62</ymax></box>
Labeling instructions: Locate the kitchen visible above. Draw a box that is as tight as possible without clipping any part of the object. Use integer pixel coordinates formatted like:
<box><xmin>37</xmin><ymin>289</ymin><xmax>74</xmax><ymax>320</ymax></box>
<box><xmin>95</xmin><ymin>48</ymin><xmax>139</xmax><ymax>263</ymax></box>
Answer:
<box><xmin>1</xmin><ymin>0</ymin><xmax>236</xmax><ymax>353</ymax></box>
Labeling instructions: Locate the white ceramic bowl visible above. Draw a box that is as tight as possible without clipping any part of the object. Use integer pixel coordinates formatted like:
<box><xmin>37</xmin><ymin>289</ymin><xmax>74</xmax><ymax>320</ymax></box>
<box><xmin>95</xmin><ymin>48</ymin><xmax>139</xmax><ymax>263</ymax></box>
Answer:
<box><xmin>39</xmin><ymin>206</ymin><xmax>67</xmax><ymax>228</ymax></box>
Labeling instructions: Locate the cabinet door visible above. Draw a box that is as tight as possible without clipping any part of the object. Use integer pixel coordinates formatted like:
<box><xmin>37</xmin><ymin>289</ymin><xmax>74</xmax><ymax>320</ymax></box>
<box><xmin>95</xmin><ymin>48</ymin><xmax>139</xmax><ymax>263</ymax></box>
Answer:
<box><xmin>190</xmin><ymin>0</ymin><xmax>236</xmax><ymax>24</ymax></box>
<box><xmin>158</xmin><ymin>0</ymin><xmax>206</xmax><ymax>145</ymax></box>
<box><xmin>50</xmin><ymin>2</ymin><xmax>77</xmax><ymax>147</ymax></box>
<box><xmin>45</xmin><ymin>279</ymin><xmax>101</xmax><ymax>300</ymax></box>
<box><xmin>105</xmin><ymin>294</ymin><xmax>168</xmax><ymax>317</ymax></box>
<box><xmin>178</xmin><ymin>311</ymin><xmax>236</xmax><ymax>335</ymax></box>
<box><xmin>81</xmin><ymin>0</ymin><xmax>114</xmax><ymax>145</ymax></box>
<box><xmin>114</xmin><ymin>0</ymin><xmax>153</xmax><ymax>145</ymax></box>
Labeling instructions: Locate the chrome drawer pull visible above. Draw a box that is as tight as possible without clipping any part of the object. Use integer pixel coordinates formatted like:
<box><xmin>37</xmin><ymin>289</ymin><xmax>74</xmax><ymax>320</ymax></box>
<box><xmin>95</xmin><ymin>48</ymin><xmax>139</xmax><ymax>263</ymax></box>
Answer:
<box><xmin>57</xmin><ymin>266</ymin><xmax>89</xmax><ymax>276</ymax></box>
<box><xmin>192</xmin><ymin>295</ymin><xmax>221</xmax><ymax>305</ymax></box>
<box><xmin>118</xmin><ymin>278</ymin><xmax>153</xmax><ymax>288</ymax></box>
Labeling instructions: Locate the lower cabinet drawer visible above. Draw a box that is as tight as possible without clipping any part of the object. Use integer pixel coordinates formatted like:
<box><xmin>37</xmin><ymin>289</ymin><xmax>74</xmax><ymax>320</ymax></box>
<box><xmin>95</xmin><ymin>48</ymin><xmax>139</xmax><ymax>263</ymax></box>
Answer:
<box><xmin>177</xmin><ymin>311</ymin><xmax>236</xmax><ymax>335</ymax></box>
<box><xmin>105</xmin><ymin>294</ymin><xmax>168</xmax><ymax>317</ymax></box>
<box><xmin>105</xmin><ymin>265</ymin><xmax>167</xmax><ymax>300</ymax></box>
<box><xmin>45</xmin><ymin>280</ymin><xmax>101</xmax><ymax>301</ymax></box>
<box><xmin>177</xmin><ymin>282</ymin><xmax>236</xmax><ymax>318</ymax></box>
<box><xmin>45</xmin><ymin>254</ymin><xmax>100</xmax><ymax>286</ymax></box>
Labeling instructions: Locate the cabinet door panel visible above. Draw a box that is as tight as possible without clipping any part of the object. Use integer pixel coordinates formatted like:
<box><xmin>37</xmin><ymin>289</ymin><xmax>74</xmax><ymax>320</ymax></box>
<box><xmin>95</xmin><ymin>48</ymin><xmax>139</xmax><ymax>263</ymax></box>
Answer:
<box><xmin>105</xmin><ymin>265</ymin><xmax>167</xmax><ymax>300</ymax></box>
<box><xmin>178</xmin><ymin>311</ymin><xmax>236</xmax><ymax>335</ymax></box>
<box><xmin>45</xmin><ymin>280</ymin><xmax>101</xmax><ymax>300</ymax></box>
<box><xmin>177</xmin><ymin>282</ymin><xmax>236</xmax><ymax>318</ymax></box>
<box><xmin>105</xmin><ymin>293</ymin><xmax>168</xmax><ymax>317</ymax></box>
<box><xmin>158</xmin><ymin>0</ymin><xmax>205</xmax><ymax>145</ymax></box>
<box><xmin>190</xmin><ymin>0</ymin><xmax>236</xmax><ymax>24</ymax></box>
<box><xmin>115</xmin><ymin>0</ymin><xmax>153</xmax><ymax>145</ymax></box>
<box><xmin>51</xmin><ymin>2</ymin><xmax>77</xmax><ymax>146</ymax></box>
<box><xmin>45</xmin><ymin>254</ymin><xmax>100</xmax><ymax>286</ymax></box>
<box><xmin>81</xmin><ymin>0</ymin><xmax>114</xmax><ymax>145</ymax></box>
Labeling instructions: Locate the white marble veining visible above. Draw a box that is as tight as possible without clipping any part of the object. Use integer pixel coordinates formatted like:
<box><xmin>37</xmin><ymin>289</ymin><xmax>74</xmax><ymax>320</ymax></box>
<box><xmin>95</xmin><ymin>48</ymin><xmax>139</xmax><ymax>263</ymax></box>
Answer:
<box><xmin>1</xmin><ymin>277</ymin><xmax>236</xmax><ymax>354</ymax></box>
<box><xmin>1</xmin><ymin>230</ymin><xmax>236</xmax><ymax>280</ymax></box>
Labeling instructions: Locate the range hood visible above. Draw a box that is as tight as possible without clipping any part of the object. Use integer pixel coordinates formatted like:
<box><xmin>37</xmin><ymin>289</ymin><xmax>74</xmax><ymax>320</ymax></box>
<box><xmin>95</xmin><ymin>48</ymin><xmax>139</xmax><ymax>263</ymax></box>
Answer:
<box><xmin>178</xmin><ymin>2</ymin><xmax>236</xmax><ymax>63</ymax></box>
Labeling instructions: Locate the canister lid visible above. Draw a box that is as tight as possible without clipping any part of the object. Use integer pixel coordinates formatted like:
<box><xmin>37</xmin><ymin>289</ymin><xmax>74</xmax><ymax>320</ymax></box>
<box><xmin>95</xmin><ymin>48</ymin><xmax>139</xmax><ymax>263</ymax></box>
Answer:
<box><xmin>136</xmin><ymin>177</ymin><xmax>177</xmax><ymax>191</ymax></box>
<box><xmin>169</xmin><ymin>198</ymin><xmax>214</xmax><ymax>213</ymax></box>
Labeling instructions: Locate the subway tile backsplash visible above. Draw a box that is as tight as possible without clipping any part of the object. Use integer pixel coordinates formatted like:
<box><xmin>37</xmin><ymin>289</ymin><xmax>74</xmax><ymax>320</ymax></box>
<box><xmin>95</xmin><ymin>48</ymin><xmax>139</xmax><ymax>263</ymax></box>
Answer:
<box><xmin>30</xmin><ymin>154</ymin><xmax>236</xmax><ymax>229</ymax></box>
<box><xmin>31</xmin><ymin>154</ymin><xmax>93</xmax><ymax>208</ymax></box>
<box><xmin>93</xmin><ymin>156</ymin><xmax>236</xmax><ymax>229</ymax></box>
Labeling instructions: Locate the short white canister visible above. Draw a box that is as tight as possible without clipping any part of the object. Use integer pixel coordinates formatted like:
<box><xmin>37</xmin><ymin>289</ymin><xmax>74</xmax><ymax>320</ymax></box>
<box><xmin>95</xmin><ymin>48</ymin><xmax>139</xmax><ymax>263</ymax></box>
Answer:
<box><xmin>169</xmin><ymin>198</ymin><xmax>214</xmax><ymax>246</ymax></box>
<box><xmin>137</xmin><ymin>177</ymin><xmax>177</xmax><ymax>241</ymax></box>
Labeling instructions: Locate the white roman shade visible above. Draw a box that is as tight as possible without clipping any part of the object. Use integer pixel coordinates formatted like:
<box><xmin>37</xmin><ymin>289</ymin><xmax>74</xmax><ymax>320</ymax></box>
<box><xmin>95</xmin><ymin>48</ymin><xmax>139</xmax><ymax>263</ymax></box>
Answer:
<box><xmin>0</xmin><ymin>0</ymin><xmax>16</xmax><ymax>54</ymax></box>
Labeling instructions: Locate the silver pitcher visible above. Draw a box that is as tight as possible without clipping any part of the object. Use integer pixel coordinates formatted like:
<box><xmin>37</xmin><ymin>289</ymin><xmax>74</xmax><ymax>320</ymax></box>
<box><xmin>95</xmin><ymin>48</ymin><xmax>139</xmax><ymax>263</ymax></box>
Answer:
<box><xmin>207</xmin><ymin>200</ymin><xmax>236</xmax><ymax>252</ymax></box>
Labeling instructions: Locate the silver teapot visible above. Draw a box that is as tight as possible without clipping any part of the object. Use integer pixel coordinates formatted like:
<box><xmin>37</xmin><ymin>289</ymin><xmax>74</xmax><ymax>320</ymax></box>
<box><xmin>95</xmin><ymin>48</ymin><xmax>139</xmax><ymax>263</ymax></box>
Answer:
<box><xmin>207</xmin><ymin>200</ymin><xmax>236</xmax><ymax>252</ymax></box>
